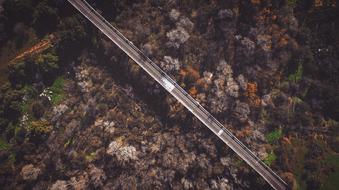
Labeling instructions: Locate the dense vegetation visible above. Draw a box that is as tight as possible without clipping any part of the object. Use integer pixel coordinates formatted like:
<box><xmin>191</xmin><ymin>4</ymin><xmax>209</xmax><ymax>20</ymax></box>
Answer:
<box><xmin>0</xmin><ymin>0</ymin><xmax>338</xmax><ymax>189</ymax></box>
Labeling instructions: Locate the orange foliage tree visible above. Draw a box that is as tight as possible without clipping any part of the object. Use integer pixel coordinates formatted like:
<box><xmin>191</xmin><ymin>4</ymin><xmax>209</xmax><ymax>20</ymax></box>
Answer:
<box><xmin>244</xmin><ymin>82</ymin><xmax>261</xmax><ymax>107</ymax></box>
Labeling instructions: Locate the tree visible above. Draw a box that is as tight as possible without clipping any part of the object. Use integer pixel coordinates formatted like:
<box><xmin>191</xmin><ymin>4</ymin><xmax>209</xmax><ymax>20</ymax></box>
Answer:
<box><xmin>2</xmin><ymin>0</ymin><xmax>35</xmax><ymax>27</ymax></box>
<box><xmin>35</xmin><ymin>52</ymin><xmax>59</xmax><ymax>83</ymax></box>
<box><xmin>33</xmin><ymin>1</ymin><xmax>58</xmax><ymax>37</ymax></box>
<box><xmin>57</xmin><ymin>16</ymin><xmax>88</xmax><ymax>61</ymax></box>
<box><xmin>31</xmin><ymin>101</ymin><xmax>45</xmax><ymax>119</ymax></box>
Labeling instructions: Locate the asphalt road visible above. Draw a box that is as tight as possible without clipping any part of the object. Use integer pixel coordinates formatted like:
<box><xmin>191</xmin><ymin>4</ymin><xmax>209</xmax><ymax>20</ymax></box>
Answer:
<box><xmin>67</xmin><ymin>1</ymin><xmax>288</xmax><ymax>189</ymax></box>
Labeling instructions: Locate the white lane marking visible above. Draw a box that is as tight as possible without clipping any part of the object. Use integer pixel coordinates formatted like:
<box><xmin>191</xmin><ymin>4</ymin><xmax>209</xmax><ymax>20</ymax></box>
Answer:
<box><xmin>217</xmin><ymin>129</ymin><xmax>224</xmax><ymax>136</ymax></box>
<box><xmin>162</xmin><ymin>77</ymin><xmax>175</xmax><ymax>92</ymax></box>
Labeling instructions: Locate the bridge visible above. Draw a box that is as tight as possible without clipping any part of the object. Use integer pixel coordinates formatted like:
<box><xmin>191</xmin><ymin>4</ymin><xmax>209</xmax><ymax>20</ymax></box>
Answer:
<box><xmin>67</xmin><ymin>0</ymin><xmax>288</xmax><ymax>189</ymax></box>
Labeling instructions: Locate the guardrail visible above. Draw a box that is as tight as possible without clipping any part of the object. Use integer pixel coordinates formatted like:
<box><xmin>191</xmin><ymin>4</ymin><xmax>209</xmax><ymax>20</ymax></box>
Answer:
<box><xmin>68</xmin><ymin>1</ymin><xmax>288</xmax><ymax>189</ymax></box>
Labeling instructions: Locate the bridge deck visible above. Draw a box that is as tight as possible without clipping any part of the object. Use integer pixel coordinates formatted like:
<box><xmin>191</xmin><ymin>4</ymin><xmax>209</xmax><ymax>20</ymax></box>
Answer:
<box><xmin>67</xmin><ymin>1</ymin><xmax>288</xmax><ymax>189</ymax></box>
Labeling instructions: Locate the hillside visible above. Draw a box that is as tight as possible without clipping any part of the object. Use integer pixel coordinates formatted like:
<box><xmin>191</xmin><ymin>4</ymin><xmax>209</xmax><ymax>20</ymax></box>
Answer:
<box><xmin>0</xmin><ymin>0</ymin><xmax>338</xmax><ymax>189</ymax></box>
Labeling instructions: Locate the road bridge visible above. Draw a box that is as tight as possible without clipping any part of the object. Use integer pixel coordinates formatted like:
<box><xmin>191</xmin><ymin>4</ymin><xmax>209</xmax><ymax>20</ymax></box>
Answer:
<box><xmin>67</xmin><ymin>1</ymin><xmax>288</xmax><ymax>189</ymax></box>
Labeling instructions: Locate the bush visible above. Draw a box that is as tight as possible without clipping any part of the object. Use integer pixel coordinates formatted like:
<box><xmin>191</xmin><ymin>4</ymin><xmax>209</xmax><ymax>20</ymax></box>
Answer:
<box><xmin>31</xmin><ymin>101</ymin><xmax>45</xmax><ymax>119</ymax></box>
<box><xmin>8</xmin><ymin>61</ymin><xmax>26</xmax><ymax>86</ymax></box>
<box><xmin>57</xmin><ymin>16</ymin><xmax>88</xmax><ymax>61</ymax></box>
<box><xmin>50</xmin><ymin>76</ymin><xmax>65</xmax><ymax>105</ymax></box>
<box><xmin>33</xmin><ymin>1</ymin><xmax>58</xmax><ymax>37</ymax></box>
<box><xmin>288</xmin><ymin>62</ymin><xmax>303</xmax><ymax>83</ymax></box>
<box><xmin>9</xmin><ymin>50</ymin><xmax>59</xmax><ymax>86</ymax></box>
<box><xmin>287</xmin><ymin>0</ymin><xmax>298</xmax><ymax>7</ymax></box>
<box><xmin>28</xmin><ymin>119</ymin><xmax>52</xmax><ymax>134</ymax></box>
<box><xmin>35</xmin><ymin>51</ymin><xmax>59</xmax><ymax>83</ymax></box>
<box><xmin>266</xmin><ymin>129</ymin><xmax>283</xmax><ymax>144</ymax></box>
<box><xmin>264</xmin><ymin>151</ymin><xmax>277</xmax><ymax>166</ymax></box>
<box><xmin>0</xmin><ymin>137</ymin><xmax>10</xmax><ymax>151</ymax></box>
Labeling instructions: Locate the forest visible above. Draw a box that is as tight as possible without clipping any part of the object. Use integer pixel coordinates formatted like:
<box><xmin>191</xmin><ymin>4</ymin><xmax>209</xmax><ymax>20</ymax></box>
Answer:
<box><xmin>0</xmin><ymin>0</ymin><xmax>338</xmax><ymax>189</ymax></box>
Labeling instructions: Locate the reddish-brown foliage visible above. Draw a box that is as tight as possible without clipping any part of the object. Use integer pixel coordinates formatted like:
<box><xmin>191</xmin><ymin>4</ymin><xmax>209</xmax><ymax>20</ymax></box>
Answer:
<box><xmin>244</xmin><ymin>82</ymin><xmax>261</xmax><ymax>107</ymax></box>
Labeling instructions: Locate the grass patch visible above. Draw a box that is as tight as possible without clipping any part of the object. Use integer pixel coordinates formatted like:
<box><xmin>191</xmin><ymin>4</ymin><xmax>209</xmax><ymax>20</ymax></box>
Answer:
<box><xmin>0</xmin><ymin>138</ymin><xmax>10</xmax><ymax>151</ymax></box>
<box><xmin>264</xmin><ymin>151</ymin><xmax>277</xmax><ymax>166</ymax></box>
<box><xmin>50</xmin><ymin>76</ymin><xmax>65</xmax><ymax>105</ymax></box>
<box><xmin>266</xmin><ymin>129</ymin><xmax>283</xmax><ymax>144</ymax></box>
<box><xmin>288</xmin><ymin>62</ymin><xmax>303</xmax><ymax>83</ymax></box>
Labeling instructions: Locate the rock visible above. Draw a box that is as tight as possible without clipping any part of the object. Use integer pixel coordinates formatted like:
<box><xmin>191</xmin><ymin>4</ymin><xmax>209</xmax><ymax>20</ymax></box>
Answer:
<box><xmin>20</xmin><ymin>164</ymin><xmax>41</xmax><ymax>181</ymax></box>
<box><xmin>169</xmin><ymin>9</ymin><xmax>180</xmax><ymax>21</ymax></box>
<box><xmin>160</xmin><ymin>56</ymin><xmax>180</xmax><ymax>72</ymax></box>
<box><xmin>218</xmin><ymin>9</ymin><xmax>234</xmax><ymax>19</ymax></box>
<box><xmin>166</xmin><ymin>27</ymin><xmax>190</xmax><ymax>48</ymax></box>
<box><xmin>49</xmin><ymin>180</ymin><xmax>68</xmax><ymax>190</ymax></box>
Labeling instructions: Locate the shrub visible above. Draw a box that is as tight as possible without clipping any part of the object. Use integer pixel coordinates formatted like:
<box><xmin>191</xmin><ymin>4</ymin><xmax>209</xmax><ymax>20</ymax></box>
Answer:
<box><xmin>288</xmin><ymin>63</ymin><xmax>303</xmax><ymax>83</ymax></box>
<box><xmin>31</xmin><ymin>101</ymin><xmax>45</xmax><ymax>119</ymax></box>
<box><xmin>50</xmin><ymin>77</ymin><xmax>65</xmax><ymax>105</ymax></box>
<box><xmin>266</xmin><ymin>129</ymin><xmax>283</xmax><ymax>144</ymax></box>
<box><xmin>264</xmin><ymin>151</ymin><xmax>277</xmax><ymax>166</ymax></box>
<box><xmin>287</xmin><ymin>0</ymin><xmax>298</xmax><ymax>7</ymax></box>
<box><xmin>0</xmin><ymin>138</ymin><xmax>10</xmax><ymax>151</ymax></box>
<box><xmin>35</xmin><ymin>52</ymin><xmax>59</xmax><ymax>83</ymax></box>
<box><xmin>28</xmin><ymin>119</ymin><xmax>52</xmax><ymax>134</ymax></box>
<box><xmin>8</xmin><ymin>61</ymin><xmax>26</xmax><ymax>86</ymax></box>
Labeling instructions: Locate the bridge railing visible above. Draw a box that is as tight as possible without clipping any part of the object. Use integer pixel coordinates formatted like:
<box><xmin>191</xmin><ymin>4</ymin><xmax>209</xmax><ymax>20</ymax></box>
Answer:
<box><xmin>71</xmin><ymin>1</ymin><xmax>288</xmax><ymax>189</ymax></box>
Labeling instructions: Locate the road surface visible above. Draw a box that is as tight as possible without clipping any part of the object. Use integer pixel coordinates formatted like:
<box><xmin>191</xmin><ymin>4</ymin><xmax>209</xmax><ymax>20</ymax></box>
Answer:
<box><xmin>67</xmin><ymin>1</ymin><xmax>288</xmax><ymax>189</ymax></box>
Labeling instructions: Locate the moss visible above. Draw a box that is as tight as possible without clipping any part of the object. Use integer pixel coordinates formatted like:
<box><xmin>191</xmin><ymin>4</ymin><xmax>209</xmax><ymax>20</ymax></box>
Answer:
<box><xmin>264</xmin><ymin>151</ymin><xmax>277</xmax><ymax>166</ymax></box>
<box><xmin>266</xmin><ymin>129</ymin><xmax>283</xmax><ymax>144</ymax></box>
<box><xmin>50</xmin><ymin>76</ymin><xmax>65</xmax><ymax>105</ymax></box>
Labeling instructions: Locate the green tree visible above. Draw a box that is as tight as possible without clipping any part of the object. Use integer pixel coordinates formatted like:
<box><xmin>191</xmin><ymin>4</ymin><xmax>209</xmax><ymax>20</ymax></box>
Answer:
<box><xmin>35</xmin><ymin>52</ymin><xmax>59</xmax><ymax>83</ymax></box>
<box><xmin>2</xmin><ymin>0</ymin><xmax>35</xmax><ymax>26</ymax></box>
<box><xmin>57</xmin><ymin>16</ymin><xmax>87</xmax><ymax>58</ymax></box>
<box><xmin>33</xmin><ymin>1</ymin><xmax>58</xmax><ymax>37</ymax></box>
